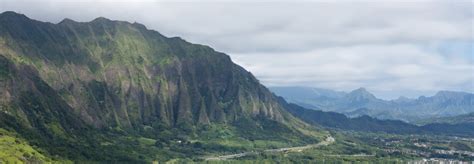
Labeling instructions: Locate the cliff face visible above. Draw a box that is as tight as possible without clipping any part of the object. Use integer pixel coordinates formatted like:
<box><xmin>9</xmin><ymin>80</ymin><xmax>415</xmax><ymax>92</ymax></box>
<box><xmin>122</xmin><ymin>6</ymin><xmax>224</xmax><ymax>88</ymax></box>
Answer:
<box><xmin>0</xmin><ymin>11</ymin><xmax>287</xmax><ymax>131</ymax></box>
<box><xmin>0</xmin><ymin>54</ymin><xmax>88</xmax><ymax>149</ymax></box>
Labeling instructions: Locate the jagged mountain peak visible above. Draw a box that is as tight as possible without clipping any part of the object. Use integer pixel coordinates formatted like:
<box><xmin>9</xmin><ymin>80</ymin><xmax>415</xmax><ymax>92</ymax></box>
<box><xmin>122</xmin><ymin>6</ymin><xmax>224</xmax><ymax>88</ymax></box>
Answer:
<box><xmin>0</xmin><ymin>11</ymin><xmax>30</xmax><ymax>22</ymax></box>
<box><xmin>58</xmin><ymin>18</ymin><xmax>77</xmax><ymax>25</ymax></box>
<box><xmin>346</xmin><ymin>87</ymin><xmax>377</xmax><ymax>100</ymax></box>
<box><xmin>434</xmin><ymin>90</ymin><xmax>470</xmax><ymax>97</ymax></box>
<box><xmin>393</xmin><ymin>96</ymin><xmax>414</xmax><ymax>103</ymax></box>
<box><xmin>58</xmin><ymin>16</ymin><xmax>136</xmax><ymax>27</ymax></box>
<box><xmin>0</xmin><ymin>11</ymin><xmax>27</xmax><ymax>18</ymax></box>
<box><xmin>91</xmin><ymin>16</ymin><xmax>112</xmax><ymax>23</ymax></box>
<box><xmin>272</xmin><ymin>85</ymin><xmax>474</xmax><ymax>122</ymax></box>
<box><xmin>351</xmin><ymin>87</ymin><xmax>368</xmax><ymax>93</ymax></box>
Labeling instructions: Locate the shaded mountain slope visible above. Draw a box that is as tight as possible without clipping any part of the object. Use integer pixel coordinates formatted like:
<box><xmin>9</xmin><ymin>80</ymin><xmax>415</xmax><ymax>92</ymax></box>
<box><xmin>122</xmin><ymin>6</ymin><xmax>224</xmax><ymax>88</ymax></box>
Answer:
<box><xmin>0</xmin><ymin>54</ymin><xmax>111</xmax><ymax>161</ymax></box>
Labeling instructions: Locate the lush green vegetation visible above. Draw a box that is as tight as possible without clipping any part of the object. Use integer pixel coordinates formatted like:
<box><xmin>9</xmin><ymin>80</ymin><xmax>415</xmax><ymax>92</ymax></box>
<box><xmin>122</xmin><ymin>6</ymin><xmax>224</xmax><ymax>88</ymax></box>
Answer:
<box><xmin>0</xmin><ymin>128</ymin><xmax>71</xmax><ymax>163</ymax></box>
<box><xmin>0</xmin><ymin>11</ymin><xmax>330</xmax><ymax>162</ymax></box>
<box><xmin>172</xmin><ymin>131</ymin><xmax>473</xmax><ymax>163</ymax></box>
<box><xmin>0</xmin><ymin>11</ymin><xmax>472</xmax><ymax>163</ymax></box>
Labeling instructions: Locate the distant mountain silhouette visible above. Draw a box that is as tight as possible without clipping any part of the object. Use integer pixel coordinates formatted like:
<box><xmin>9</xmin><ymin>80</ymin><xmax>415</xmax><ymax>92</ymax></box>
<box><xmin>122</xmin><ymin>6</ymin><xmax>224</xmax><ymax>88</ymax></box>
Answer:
<box><xmin>281</xmin><ymin>101</ymin><xmax>474</xmax><ymax>137</ymax></box>
<box><xmin>416</xmin><ymin>112</ymin><xmax>474</xmax><ymax>125</ymax></box>
<box><xmin>271</xmin><ymin>86</ymin><xmax>474</xmax><ymax>122</ymax></box>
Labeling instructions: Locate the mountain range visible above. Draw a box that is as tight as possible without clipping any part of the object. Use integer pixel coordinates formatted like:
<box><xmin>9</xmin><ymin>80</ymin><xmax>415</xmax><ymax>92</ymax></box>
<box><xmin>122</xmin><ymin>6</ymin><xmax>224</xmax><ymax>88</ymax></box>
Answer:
<box><xmin>0</xmin><ymin>11</ymin><xmax>472</xmax><ymax>163</ymax></box>
<box><xmin>282</xmin><ymin>101</ymin><xmax>474</xmax><ymax>137</ymax></box>
<box><xmin>271</xmin><ymin>86</ymin><xmax>474</xmax><ymax>122</ymax></box>
<box><xmin>0</xmin><ymin>11</ymin><xmax>320</xmax><ymax>162</ymax></box>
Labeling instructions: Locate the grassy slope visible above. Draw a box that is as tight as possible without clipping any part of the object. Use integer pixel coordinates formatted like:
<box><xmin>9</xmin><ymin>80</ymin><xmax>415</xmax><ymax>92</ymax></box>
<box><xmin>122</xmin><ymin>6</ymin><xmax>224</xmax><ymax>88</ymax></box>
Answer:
<box><xmin>0</xmin><ymin>128</ymin><xmax>72</xmax><ymax>163</ymax></box>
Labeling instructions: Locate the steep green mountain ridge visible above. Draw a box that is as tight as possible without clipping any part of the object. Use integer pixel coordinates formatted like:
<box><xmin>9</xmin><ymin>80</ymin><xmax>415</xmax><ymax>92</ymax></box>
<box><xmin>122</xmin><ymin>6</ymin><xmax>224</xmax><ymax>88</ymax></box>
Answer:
<box><xmin>0</xmin><ymin>11</ymin><xmax>321</xmax><ymax>162</ymax></box>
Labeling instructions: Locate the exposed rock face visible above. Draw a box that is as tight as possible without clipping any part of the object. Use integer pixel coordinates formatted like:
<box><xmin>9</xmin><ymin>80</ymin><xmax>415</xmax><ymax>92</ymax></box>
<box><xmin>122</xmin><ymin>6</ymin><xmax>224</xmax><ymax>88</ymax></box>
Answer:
<box><xmin>0</xmin><ymin>55</ymin><xmax>87</xmax><ymax>142</ymax></box>
<box><xmin>0</xmin><ymin>11</ymin><xmax>287</xmax><ymax>131</ymax></box>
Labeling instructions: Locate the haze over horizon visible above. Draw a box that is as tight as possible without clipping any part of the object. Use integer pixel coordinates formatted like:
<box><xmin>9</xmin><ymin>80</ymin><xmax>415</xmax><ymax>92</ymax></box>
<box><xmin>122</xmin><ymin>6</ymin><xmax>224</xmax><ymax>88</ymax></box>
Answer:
<box><xmin>1</xmin><ymin>0</ymin><xmax>472</xmax><ymax>99</ymax></box>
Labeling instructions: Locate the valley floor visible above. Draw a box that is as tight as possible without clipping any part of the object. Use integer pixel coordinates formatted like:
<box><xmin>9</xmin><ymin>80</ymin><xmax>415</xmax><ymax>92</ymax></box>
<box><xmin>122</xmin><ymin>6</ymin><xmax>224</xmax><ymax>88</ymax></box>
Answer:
<box><xmin>172</xmin><ymin>131</ymin><xmax>474</xmax><ymax>163</ymax></box>
<box><xmin>204</xmin><ymin>136</ymin><xmax>335</xmax><ymax>160</ymax></box>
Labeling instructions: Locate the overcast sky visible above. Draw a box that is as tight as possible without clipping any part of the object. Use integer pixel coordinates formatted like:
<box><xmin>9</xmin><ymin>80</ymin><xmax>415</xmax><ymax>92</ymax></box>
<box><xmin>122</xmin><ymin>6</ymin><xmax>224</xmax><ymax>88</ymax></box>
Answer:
<box><xmin>1</xmin><ymin>0</ymin><xmax>473</xmax><ymax>99</ymax></box>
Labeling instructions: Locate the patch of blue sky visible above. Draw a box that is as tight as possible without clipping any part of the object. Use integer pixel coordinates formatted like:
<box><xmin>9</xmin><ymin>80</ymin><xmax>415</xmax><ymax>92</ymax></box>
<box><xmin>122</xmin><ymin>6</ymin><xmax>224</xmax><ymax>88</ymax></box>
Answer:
<box><xmin>436</xmin><ymin>40</ymin><xmax>474</xmax><ymax>63</ymax></box>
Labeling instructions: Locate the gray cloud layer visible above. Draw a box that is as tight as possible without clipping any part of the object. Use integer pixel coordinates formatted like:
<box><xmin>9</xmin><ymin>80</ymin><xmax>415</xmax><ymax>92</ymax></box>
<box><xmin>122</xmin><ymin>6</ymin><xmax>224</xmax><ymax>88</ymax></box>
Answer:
<box><xmin>1</xmin><ymin>0</ymin><xmax>473</xmax><ymax>99</ymax></box>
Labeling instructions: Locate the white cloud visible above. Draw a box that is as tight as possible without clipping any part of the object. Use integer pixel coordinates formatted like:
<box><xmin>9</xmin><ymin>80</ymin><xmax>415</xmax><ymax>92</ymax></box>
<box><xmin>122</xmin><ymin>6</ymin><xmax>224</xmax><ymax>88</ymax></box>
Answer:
<box><xmin>232</xmin><ymin>44</ymin><xmax>474</xmax><ymax>98</ymax></box>
<box><xmin>0</xmin><ymin>0</ymin><xmax>473</xmax><ymax>99</ymax></box>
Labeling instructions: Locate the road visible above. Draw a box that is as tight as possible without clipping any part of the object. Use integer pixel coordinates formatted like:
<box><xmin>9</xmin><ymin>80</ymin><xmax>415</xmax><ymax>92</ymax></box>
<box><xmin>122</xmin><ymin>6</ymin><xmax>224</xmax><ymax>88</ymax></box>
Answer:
<box><xmin>325</xmin><ymin>153</ymin><xmax>376</xmax><ymax>157</ymax></box>
<box><xmin>204</xmin><ymin>136</ymin><xmax>335</xmax><ymax>161</ymax></box>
